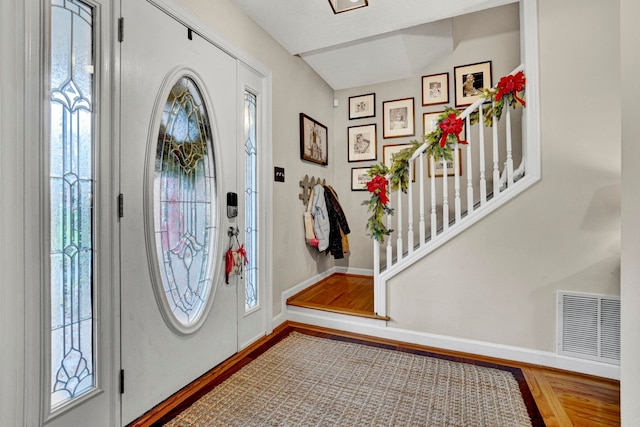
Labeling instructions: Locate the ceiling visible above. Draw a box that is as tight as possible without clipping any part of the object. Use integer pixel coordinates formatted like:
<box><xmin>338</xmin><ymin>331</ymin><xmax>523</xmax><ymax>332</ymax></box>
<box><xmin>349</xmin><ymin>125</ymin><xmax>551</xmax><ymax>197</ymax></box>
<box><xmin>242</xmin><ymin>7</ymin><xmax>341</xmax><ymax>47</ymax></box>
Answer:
<box><xmin>231</xmin><ymin>0</ymin><xmax>516</xmax><ymax>90</ymax></box>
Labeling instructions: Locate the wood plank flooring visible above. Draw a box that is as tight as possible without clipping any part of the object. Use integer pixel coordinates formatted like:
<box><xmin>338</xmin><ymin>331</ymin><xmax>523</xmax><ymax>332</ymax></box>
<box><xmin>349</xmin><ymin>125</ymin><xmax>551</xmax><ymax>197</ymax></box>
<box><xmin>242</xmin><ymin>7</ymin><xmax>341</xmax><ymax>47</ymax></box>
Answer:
<box><xmin>523</xmin><ymin>367</ymin><xmax>620</xmax><ymax>426</ymax></box>
<box><xmin>286</xmin><ymin>273</ymin><xmax>389</xmax><ymax>320</ymax></box>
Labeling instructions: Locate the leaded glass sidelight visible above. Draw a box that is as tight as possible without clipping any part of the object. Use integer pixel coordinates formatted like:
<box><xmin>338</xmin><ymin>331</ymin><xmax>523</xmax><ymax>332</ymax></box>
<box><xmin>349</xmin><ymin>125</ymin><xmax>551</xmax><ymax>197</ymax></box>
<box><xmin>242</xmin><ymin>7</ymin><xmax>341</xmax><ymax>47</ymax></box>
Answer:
<box><xmin>152</xmin><ymin>76</ymin><xmax>216</xmax><ymax>330</ymax></box>
<box><xmin>49</xmin><ymin>0</ymin><xmax>95</xmax><ymax>408</ymax></box>
<box><xmin>244</xmin><ymin>91</ymin><xmax>259</xmax><ymax>311</ymax></box>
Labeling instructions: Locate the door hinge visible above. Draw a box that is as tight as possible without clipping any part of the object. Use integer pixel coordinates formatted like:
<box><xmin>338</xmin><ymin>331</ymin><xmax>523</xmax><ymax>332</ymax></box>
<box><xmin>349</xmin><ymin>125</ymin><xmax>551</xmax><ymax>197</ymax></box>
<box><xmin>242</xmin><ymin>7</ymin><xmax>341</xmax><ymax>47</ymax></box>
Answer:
<box><xmin>118</xmin><ymin>17</ymin><xmax>124</xmax><ymax>42</ymax></box>
<box><xmin>120</xmin><ymin>369</ymin><xmax>125</xmax><ymax>394</ymax></box>
<box><xmin>118</xmin><ymin>193</ymin><xmax>124</xmax><ymax>218</ymax></box>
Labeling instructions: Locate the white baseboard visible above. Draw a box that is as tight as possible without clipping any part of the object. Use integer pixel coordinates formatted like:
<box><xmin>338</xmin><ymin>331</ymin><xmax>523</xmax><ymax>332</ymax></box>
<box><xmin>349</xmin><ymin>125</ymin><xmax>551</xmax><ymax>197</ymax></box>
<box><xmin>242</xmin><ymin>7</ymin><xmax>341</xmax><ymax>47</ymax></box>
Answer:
<box><xmin>334</xmin><ymin>266</ymin><xmax>374</xmax><ymax>276</ymax></box>
<box><xmin>273</xmin><ymin>268</ymin><xmax>619</xmax><ymax>380</ymax></box>
<box><xmin>287</xmin><ymin>305</ymin><xmax>387</xmax><ymax>328</ymax></box>
<box><xmin>274</xmin><ymin>273</ymin><xmax>620</xmax><ymax>381</ymax></box>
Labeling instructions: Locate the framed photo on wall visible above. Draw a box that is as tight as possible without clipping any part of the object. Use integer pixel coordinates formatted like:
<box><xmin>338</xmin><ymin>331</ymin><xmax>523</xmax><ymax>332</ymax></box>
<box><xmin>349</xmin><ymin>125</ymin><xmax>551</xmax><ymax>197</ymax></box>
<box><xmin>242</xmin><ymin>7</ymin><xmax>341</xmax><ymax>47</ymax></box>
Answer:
<box><xmin>382</xmin><ymin>97</ymin><xmax>415</xmax><ymax>139</ymax></box>
<box><xmin>383</xmin><ymin>143</ymin><xmax>416</xmax><ymax>181</ymax></box>
<box><xmin>454</xmin><ymin>61</ymin><xmax>492</xmax><ymax>107</ymax></box>
<box><xmin>422</xmin><ymin>73</ymin><xmax>449</xmax><ymax>106</ymax></box>
<box><xmin>300</xmin><ymin>113</ymin><xmax>328</xmax><ymax>165</ymax></box>
<box><xmin>348</xmin><ymin>124</ymin><xmax>377</xmax><ymax>162</ymax></box>
<box><xmin>423</xmin><ymin>111</ymin><xmax>442</xmax><ymax>136</ymax></box>
<box><xmin>348</xmin><ymin>93</ymin><xmax>375</xmax><ymax>119</ymax></box>
<box><xmin>351</xmin><ymin>167</ymin><xmax>372</xmax><ymax>191</ymax></box>
<box><xmin>428</xmin><ymin>149</ymin><xmax>462</xmax><ymax>177</ymax></box>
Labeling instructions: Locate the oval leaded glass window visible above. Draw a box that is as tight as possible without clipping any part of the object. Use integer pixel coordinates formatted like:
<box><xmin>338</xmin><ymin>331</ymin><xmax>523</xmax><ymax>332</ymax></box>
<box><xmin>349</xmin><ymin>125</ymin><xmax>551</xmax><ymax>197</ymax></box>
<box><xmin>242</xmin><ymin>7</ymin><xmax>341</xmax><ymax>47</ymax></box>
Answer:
<box><xmin>151</xmin><ymin>75</ymin><xmax>217</xmax><ymax>333</ymax></box>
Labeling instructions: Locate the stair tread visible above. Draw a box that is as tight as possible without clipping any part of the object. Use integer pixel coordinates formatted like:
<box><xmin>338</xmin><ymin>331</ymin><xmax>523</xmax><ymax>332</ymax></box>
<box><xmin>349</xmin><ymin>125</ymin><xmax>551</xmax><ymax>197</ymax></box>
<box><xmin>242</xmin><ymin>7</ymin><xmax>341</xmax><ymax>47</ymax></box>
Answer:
<box><xmin>286</xmin><ymin>273</ymin><xmax>389</xmax><ymax>321</ymax></box>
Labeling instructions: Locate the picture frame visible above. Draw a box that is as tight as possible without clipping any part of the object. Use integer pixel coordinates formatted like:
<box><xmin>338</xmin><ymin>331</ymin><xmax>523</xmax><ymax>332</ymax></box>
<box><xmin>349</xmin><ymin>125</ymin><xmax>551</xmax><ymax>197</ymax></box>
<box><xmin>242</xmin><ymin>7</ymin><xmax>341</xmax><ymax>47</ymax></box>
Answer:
<box><xmin>348</xmin><ymin>93</ymin><xmax>376</xmax><ymax>119</ymax></box>
<box><xmin>423</xmin><ymin>111</ymin><xmax>442</xmax><ymax>136</ymax></box>
<box><xmin>347</xmin><ymin>124</ymin><xmax>377</xmax><ymax>162</ymax></box>
<box><xmin>383</xmin><ymin>143</ymin><xmax>416</xmax><ymax>181</ymax></box>
<box><xmin>428</xmin><ymin>149</ymin><xmax>463</xmax><ymax>177</ymax></box>
<box><xmin>382</xmin><ymin>97</ymin><xmax>415</xmax><ymax>139</ymax></box>
<box><xmin>351</xmin><ymin>167</ymin><xmax>372</xmax><ymax>191</ymax></box>
<box><xmin>422</xmin><ymin>73</ymin><xmax>449</xmax><ymax>106</ymax></box>
<box><xmin>454</xmin><ymin>61</ymin><xmax>492</xmax><ymax>107</ymax></box>
<box><xmin>300</xmin><ymin>113</ymin><xmax>328</xmax><ymax>165</ymax></box>
<box><xmin>328</xmin><ymin>0</ymin><xmax>368</xmax><ymax>14</ymax></box>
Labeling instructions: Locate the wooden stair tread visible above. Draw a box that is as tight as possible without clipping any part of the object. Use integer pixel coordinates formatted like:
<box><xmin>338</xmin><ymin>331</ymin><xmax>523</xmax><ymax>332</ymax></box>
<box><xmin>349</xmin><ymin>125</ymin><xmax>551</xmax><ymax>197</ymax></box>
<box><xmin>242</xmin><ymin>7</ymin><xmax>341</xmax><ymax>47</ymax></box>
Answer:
<box><xmin>287</xmin><ymin>273</ymin><xmax>390</xmax><ymax>321</ymax></box>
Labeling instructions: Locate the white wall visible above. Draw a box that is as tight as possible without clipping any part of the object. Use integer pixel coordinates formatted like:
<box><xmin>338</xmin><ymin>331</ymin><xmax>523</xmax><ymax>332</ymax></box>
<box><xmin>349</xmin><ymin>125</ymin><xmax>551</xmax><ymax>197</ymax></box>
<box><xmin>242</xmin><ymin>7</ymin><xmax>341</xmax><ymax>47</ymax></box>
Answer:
<box><xmin>379</xmin><ymin>0</ymin><xmax>621</xmax><ymax>353</ymax></box>
<box><xmin>620</xmin><ymin>0</ymin><xmax>640</xmax><ymax>423</ymax></box>
<box><xmin>175</xmin><ymin>0</ymin><xmax>337</xmax><ymax>317</ymax></box>
<box><xmin>0</xmin><ymin>1</ymin><xmax>25</xmax><ymax>426</ymax></box>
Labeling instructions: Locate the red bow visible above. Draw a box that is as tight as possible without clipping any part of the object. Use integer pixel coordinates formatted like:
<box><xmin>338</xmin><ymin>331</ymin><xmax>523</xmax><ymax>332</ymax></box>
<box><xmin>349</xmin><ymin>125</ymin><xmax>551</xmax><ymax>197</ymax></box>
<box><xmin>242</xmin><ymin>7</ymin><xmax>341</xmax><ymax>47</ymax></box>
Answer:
<box><xmin>438</xmin><ymin>113</ymin><xmax>468</xmax><ymax>148</ymax></box>
<box><xmin>495</xmin><ymin>71</ymin><xmax>526</xmax><ymax>106</ymax></box>
<box><xmin>225</xmin><ymin>244</ymin><xmax>249</xmax><ymax>283</ymax></box>
<box><xmin>367</xmin><ymin>175</ymin><xmax>389</xmax><ymax>205</ymax></box>
<box><xmin>236</xmin><ymin>244</ymin><xmax>248</xmax><ymax>265</ymax></box>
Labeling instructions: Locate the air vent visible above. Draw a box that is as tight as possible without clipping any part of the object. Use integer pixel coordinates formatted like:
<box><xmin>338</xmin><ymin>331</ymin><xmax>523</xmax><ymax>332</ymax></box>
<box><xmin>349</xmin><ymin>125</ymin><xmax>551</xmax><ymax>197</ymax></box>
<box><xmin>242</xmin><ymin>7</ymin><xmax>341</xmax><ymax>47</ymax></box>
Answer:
<box><xmin>557</xmin><ymin>291</ymin><xmax>620</xmax><ymax>364</ymax></box>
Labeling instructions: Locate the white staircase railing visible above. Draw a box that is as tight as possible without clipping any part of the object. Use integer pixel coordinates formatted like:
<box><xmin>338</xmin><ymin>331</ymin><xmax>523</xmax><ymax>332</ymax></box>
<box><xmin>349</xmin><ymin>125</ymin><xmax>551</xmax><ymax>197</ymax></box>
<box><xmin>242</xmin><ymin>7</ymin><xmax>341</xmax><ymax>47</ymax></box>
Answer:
<box><xmin>373</xmin><ymin>65</ymin><xmax>533</xmax><ymax>317</ymax></box>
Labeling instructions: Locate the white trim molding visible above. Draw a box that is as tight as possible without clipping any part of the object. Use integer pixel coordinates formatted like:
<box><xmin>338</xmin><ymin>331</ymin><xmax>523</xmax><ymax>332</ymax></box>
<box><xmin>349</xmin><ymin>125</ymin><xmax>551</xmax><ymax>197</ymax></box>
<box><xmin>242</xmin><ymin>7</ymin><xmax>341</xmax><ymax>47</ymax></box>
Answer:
<box><xmin>277</xmin><ymin>305</ymin><xmax>620</xmax><ymax>380</ymax></box>
<box><xmin>278</xmin><ymin>257</ymin><xmax>620</xmax><ymax>381</ymax></box>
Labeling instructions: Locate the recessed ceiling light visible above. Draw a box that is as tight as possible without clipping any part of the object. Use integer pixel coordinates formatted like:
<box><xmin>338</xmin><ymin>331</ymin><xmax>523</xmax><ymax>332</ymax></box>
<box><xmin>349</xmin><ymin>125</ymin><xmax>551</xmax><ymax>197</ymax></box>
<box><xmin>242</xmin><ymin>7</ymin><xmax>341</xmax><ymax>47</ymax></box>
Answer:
<box><xmin>328</xmin><ymin>0</ymin><xmax>368</xmax><ymax>14</ymax></box>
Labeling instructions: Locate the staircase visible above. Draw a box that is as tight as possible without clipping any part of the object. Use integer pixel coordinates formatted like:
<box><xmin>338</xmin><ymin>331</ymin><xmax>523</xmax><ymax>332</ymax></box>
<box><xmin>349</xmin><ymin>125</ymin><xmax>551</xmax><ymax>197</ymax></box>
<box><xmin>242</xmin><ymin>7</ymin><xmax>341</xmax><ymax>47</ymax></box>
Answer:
<box><xmin>373</xmin><ymin>64</ymin><xmax>539</xmax><ymax>317</ymax></box>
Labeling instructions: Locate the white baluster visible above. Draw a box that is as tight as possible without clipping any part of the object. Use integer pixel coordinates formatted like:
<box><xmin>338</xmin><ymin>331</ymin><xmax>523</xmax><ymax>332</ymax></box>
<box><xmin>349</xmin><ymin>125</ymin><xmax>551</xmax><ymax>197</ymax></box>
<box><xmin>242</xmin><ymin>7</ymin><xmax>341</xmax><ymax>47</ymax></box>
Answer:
<box><xmin>479</xmin><ymin>105</ymin><xmax>487</xmax><ymax>205</ymax></box>
<box><xmin>408</xmin><ymin>161</ymin><xmax>414</xmax><ymax>254</ymax></box>
<box><xmin>373</xmin><ymin>241</ymin><xmax>383</xmax><ymax>316</ymax></box>
<box><xmin>466</xmin><ymin>114</ymin><xmax>474</xmax><ymax>215</ymax></box>
<box><xmin>506</xmin><ymin>105</ymin><xmax>514</xmax><ymax>188</ymax></box>
<box><xmin>386</xmin><ymin>193</ymin><xmax>393</xmax><ymax>268</ymax></box>
<box><xmin>492</xmin><ymin>102</ymin><xmax>500</xmax><ymax>196</ymax></box>
<box><xmin>454</xmin><ymin>142</ymin><xmax>461</xmax><ymax>223</ymax></box>
<box><xmin>442</xmin><ymin>157</ymin><xmax>449</xmax><ymax>231</ymax></box>
<box><xmin>430</xmin><ymin>156</ymin><xmax>437</xmax><ymax>238</ymax></box>
<box><xmin>418</xmin><ymin>155</ymin><xmax>425</xmax><ymax>246</ymax></box>
<box><xmin>396</xmin><ymin>188</ymin><xmax>403</xmax><ymax>262</ymax></box>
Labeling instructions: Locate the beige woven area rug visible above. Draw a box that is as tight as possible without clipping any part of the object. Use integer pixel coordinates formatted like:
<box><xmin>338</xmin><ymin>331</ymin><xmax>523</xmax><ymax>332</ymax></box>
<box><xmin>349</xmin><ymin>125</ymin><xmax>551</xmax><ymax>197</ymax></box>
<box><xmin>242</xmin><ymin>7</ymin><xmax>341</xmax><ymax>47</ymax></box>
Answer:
<box><xmin>165</xmin><ymin>332</ymin><xmax>536</xmax><ymax>426</ymax></box>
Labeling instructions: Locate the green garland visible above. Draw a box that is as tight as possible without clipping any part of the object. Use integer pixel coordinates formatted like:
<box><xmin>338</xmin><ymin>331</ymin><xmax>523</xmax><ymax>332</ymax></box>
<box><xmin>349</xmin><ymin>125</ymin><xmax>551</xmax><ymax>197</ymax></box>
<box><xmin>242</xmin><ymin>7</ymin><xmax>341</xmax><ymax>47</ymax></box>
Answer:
<box><xmin>363</xmin><ymin>73</ymin><xmax>526</xmax><ymax>243</ymax></box>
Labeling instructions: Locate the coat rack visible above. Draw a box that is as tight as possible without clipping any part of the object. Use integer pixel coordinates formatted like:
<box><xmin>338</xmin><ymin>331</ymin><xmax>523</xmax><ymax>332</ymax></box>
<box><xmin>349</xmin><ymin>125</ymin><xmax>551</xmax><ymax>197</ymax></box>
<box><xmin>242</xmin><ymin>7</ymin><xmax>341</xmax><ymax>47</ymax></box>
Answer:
<box><xmin>299</xmin><ymin>175</ymin><xmax>326</xmax><ymax>206</ymax></box>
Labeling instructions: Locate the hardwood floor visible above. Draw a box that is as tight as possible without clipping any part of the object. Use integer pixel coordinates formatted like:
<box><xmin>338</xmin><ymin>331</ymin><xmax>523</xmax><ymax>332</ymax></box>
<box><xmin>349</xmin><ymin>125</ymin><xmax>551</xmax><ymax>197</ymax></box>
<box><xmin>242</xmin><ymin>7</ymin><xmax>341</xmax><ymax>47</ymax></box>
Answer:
<box><xmin>523</xmin><ymin>367</ymin><xmax>620</xmax><ymax>426</ymax></box>
<box><xmin>286</xmin><ymin>273</ymin><xmax>389</xmax><ymax>320</ymax></box>
<box><xmin>130</xmin><ymin>274</ymin><xmax>620</xmax><ymax>426</ymax></box>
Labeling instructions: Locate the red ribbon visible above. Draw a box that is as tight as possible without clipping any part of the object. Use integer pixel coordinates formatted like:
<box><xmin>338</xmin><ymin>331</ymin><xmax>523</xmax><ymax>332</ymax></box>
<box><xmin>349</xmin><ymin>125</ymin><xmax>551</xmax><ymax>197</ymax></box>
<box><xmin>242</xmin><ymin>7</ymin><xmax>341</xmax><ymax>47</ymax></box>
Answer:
<box><xmin>495</xmin><ymin>71</ymin><xmax>526</xmax><ymax>106</ymax></box>
<box><xmin>236</xmin><ymin>244</ymin><xmax>248</xmax><ymax>265</ymax></box>
<box><xmin>438</xmin><ymin>113</ymin><xmax>468</xmax><ymax>148</ymax></box>
<box><xmin>225</xmin><ymin>248</ymin><xmax>234</xmax><ymax>283</ymax></box>
<box><xmin>367</xmin><ymin>175</ymin><xmax>389</xmax><ymax>205</ymax></box>
<box><xmin>225</xmin><ymin>244</ymin><xmax>248</xmax><ymax>283</ymax></box>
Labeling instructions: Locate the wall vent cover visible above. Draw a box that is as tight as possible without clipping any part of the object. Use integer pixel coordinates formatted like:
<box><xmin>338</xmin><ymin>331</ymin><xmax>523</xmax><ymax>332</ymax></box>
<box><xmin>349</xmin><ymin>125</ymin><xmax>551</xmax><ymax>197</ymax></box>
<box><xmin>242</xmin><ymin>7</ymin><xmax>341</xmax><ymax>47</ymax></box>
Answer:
<box><xmin>557</xmin><ymin>291</ymin><xmax>620</xmax><ymax>364</ymax></box>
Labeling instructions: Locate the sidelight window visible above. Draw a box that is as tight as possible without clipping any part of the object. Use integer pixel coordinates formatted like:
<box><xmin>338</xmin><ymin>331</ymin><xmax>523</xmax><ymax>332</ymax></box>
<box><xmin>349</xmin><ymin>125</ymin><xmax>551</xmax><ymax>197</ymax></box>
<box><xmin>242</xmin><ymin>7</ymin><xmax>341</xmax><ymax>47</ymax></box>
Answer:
<box><xmin>49</xmin><ymin>0</ymin><xmax>96</xmax><ymax>409</ymax></box>
<box><xmin>243</xmin><ymin>91</ymin><xmax>259</xmax><ymax>312</ymax></box>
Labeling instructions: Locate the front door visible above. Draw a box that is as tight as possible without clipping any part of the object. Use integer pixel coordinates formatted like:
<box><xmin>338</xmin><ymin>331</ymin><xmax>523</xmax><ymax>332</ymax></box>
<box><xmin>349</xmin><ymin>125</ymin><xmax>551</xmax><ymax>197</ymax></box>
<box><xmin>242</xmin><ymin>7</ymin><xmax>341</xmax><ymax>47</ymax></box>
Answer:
<box><xmin>119</xmin><ymin>0</ymin><xmax>238</xmax><ymax>423</ymax></box>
